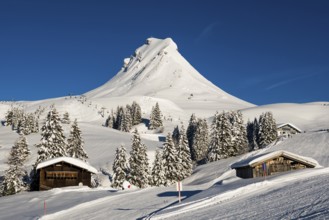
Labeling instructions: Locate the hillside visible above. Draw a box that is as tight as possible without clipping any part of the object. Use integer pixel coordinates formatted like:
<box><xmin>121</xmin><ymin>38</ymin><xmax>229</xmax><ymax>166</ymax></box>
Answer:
<box><xmin>0</xmin><ymin>37</ymin><xmax>328</xmax><ymax>219</ymax></box>
<box><xmin>0</xmin><ymin>132</ymin><xmax>328</xmax><ymax>219</ymax></box>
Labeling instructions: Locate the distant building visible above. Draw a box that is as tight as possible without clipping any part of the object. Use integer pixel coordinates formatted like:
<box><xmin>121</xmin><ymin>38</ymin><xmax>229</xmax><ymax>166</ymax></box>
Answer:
<box><xmin>277</xmin><ymin>123</ymin><xmax>302</xmax><ymax>139</ymax></box>
<box><xmin>231</xmin><ymin>150</ymin><xmax>317</xmax><ymax>179</ymax></box>
<box><xmin>36</xmin><ymin>157</ymin><xmax>98</xmax><ymax>191</ymax></box>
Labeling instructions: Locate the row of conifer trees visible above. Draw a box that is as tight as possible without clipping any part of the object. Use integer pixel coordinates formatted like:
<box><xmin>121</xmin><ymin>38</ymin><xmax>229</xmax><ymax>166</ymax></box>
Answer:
<box><xmin>105</xmin><ymin>102</ymin><xmax>163</xmax><ymax>132</ymax></box>
<box><xmin>111</xmin><ymin>110</ymin><xmax>278</xmax><ymax>189</ymax></box>
<box><xmin>111</xmin><ymin>127</ymin><xmax>193</xmax><ymax>189</ymax></box>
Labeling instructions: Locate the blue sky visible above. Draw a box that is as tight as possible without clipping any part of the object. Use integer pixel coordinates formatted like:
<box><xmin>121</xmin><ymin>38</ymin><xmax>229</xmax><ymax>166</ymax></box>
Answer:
<box><xmin>0</xmin><ymin>0</ymin><xmax>328</xmax><ymax>105</ymax></box>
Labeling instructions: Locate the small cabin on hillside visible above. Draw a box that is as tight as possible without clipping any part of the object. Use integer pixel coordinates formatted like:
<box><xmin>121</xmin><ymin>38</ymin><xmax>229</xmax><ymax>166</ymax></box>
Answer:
<box><xmin>277</xmin><ymin>123</ymin><xmax>302</xmax><ymax>139</ymax></box>
<box><xmin>231</xmin><ymin>151</ymin><xmax>317</xmax><ymax>179</ymax></box>
<box><xmin>36</xmin><ymin>157</ymin><xmax>98</xmax><ymax>191</ymax></box>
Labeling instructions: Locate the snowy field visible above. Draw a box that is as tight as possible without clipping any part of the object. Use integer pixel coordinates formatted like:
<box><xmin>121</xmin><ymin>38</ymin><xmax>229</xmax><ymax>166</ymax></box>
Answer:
<box><xmin>0</xmin><ymin>38</ymin><xmax>329</xmax><ymax>219</ymax></box>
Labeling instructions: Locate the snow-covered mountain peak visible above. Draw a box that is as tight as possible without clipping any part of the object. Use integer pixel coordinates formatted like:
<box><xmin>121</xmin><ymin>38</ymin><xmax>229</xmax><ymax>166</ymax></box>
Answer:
<box><xmin>122</xmin><ymin>37</ymin><xmax>177</xmax><ymax>73</ymax></box>
<box><xmin>85</xmin><ymin>37</ymin><xmax>254</xmax><ymax>111</ymax></box>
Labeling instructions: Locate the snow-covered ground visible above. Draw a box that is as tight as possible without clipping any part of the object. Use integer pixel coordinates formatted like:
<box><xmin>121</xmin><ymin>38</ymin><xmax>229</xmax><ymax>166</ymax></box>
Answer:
<box><xmin>0</xmin><ymin>37</ymin><xmax>328</xmax><ymax>219</ymax></box>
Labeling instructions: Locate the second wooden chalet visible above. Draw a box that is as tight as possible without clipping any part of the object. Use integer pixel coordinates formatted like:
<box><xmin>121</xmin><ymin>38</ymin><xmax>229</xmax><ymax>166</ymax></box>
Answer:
<box><xmin>231</xmin><ymin>150</ymin><xmax>317</xmax><ymax>179</ymax></box>
<box><xmin>277</xmin><ymin>123</ymin><xmax>302</xmax><ymax>139</ymax></box>
<box><xmin>36</xmin><ymin>157</ymin><xmax>98</xmax><ymax>191</ymax></box>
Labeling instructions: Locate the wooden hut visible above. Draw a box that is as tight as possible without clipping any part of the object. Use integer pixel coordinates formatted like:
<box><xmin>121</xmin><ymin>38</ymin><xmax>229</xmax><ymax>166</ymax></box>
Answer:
<box><xmin>277</xmin><ymin>123</ymin><xmax>302</xmax><ymax>139</ymax></box>
<box><xmin>231</xmin><ymin>151</ymin><xmax>317</xmax><ymax>179</ymax></box>
<box><xmin>36</xmin><ymin>157</ymin><xmax>98</xmax><ymax>191</ymax></box>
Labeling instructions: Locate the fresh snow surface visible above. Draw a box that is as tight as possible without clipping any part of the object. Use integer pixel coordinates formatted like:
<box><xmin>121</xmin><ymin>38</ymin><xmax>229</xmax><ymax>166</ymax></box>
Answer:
<box><xmin>0</xmin><ymin>37</ymin><xmax>328</xmax><ymax>219</ymax></box>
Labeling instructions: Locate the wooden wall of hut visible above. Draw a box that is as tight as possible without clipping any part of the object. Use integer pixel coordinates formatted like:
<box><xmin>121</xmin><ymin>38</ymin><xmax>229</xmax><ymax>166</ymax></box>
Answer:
<box><xmin>38</xmin><ymin>161</ymin><xmax>92</xmax><ymax>191</ymax></box>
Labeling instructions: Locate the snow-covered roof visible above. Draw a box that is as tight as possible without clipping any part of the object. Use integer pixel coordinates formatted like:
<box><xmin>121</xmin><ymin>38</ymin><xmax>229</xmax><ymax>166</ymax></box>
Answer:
<box><xmin>277</xmin><ymin>123</ymin><xmax>302</xmax><ymax>133</ymax></box>
<box><xmin>231</xmin><ymin>150</ymin><xmax>318</xmax><ymax>169</ymax></box>
<box><xmin>36</xmin><ymin>157</ymin><xmax>98</xmax><ymax>174</ymax></box>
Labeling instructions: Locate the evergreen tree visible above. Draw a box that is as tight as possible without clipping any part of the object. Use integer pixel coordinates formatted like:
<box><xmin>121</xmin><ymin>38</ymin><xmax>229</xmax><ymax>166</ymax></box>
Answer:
<box><xmin>247</xmin><ymin>118</ymin><xmax>259</xmax><ymax>151</ymax></box>
<box><xmin>186</xmin><ymin>113</ymin><xmax>197</xmax><ymax>157</ymax></box>
<box><xmin>105</xmin><ymin>109</ymin><xmax>116</xmax><ymax>128</ymax></box>
<box><xmin>61</xmin><ymin>112</ymin><xmax>71</xmax><ymax>124</ymax></box>
<box><xmin>35</xmin><ymin>107</ymin><xmax>67</xmax><ymax>165</ymax></box>
<box><xmin>254</xmin><ymin>118</ymin><xmax>260</xmax><ymax>148</ymax></box>
<box><xmin>258</xmin><ymin>112</ymin><xmax>278</xmax><ymax>148</ymax></box>
<box><xmin>172</xmin><ymin>125</ymin><xmax>180</xmax><ymax>146</ymax></box>
<box><xmin>122</xmin><ymin>108</ymin><xmax>132</xmax><ymax>132</ymax></box>
<box><xmin>190</xmin><ymin>118</ymin><xmax>209</xmax><ymax>163</ymax></box>
<box><xmin>5</xmin><ymin>109</ymin><xmax>14</xmax><ymax>126</ymax></box>
<box><xmin>229</xmin><ymin>111</ymin><xmax>248</xmax><ymax>155</ymax></box>
<box><xmin>131</xmin><ymin>101</ymin><xmax>142</xmax><ymax>125</ymax></box>
<box><xmin>150</xmin><ymin>150</ymin><xmax>166</xmax><ymax>186</ymax></box>
<box><xmin>67</xmin><ymin>119</ymin><xmax>88</xmax><ymax>161</ymax></box>
<box><xmin>17</xmin><ymin>115</ymin><xmax>28</xmax><ymax>135</ymax></box>
<box><xmin>5</xmin><ymin>107</ymin><xmax>24</xmax><ymax>131</ymax></box>
<box><xmin>162</xmin><ymin>133</ymin><xmax>180</xmax><ymax>185</ymax></box>
<box><xmin>0</xmin><ymin>167</ymin><xmax>26</xmax><ymax>196</ymax></box>
<box><xmin>16</xmin><ymin>112</ymin><xmax>38</xmax><ymax>135</ymax></box>
<box><xmin>116</xmin><ymin>107</ymin><xmax>125</xmax><ymax>131</ymax></box>
<box><xmin>127</xmin><ymin>129</ymin><xmax>149</xmax><ymax>188</ymax></box>
<box><xmin>1</xmin><ymin>135</ymin><xmax>30</xmax><ymax>196</ymax></box>
<box><xmin>149</xmin><ymin>102</ymin><xmax>163</xmax><ymax>130</ymax></box>
<box><xmin>8</xmin><ymin>135</ymin><xmax>30</xmax><ymax>166</ymax></box>
<box><xmin>207</xmin><ymin>112</ymin><xmax>234</xmax><ymax>161</ymax></box>
<box><xmin>112</xmin><ymin>145</ymin><xmax>128</xmax><ymax>189</ymax></box>
<box><xmin>105</xmin><ymin>114</ymin><xmax>113</xmax><ymax>128</ymax></box>
<box><xmin>177</xmin><ymin>125</ymin><xmax>193</xmax><ymax>179</ymax></box>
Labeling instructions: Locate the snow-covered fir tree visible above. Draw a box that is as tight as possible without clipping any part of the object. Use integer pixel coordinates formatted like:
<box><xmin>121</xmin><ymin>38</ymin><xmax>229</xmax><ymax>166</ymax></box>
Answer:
<box><xmin>26</xmin><ymin>113</ymin><xmax>39</xmax><ymax>134</ymax></box>
<box><xmin>5</xmin><ymin>107</ymin><xmax>24</xmax><ymax>131</ymax></box>
<box><xmin>127</xmin><ymin>129</ymin><xmax>149</xmax><ymax>188</ymax></box>
<box><xmin>254</xmin><ymin>118</ymin><xmax>260</xmax><ymax>148</ymax></box>
<box><xmin>67</xmin><ymin>119</ymin><xmax>88</xmax><ymax>161</ymax></box>
<box><xmin>0</xmin><ymin>167</ymin><xmax>25</xmax><ymax>196</ymax></box>
<box><xmin>177</xmin><ymin>125</ymin><xmax>193</xmax><ymax>179</ymax></box>
<box><xmin>258</xmin><ymin>112</ymin><xmax>278</xmax><ymax>148</ymax></box>
<box><xmin>229</xmin><ymin>111</ymin><xmax>248</xmax><ymax>154</ymax></box>
<box><xmin>246</xmin><ymin>118</ymin><xmax>259</xmax><ymax>151</ymax></box>
<box><xmin>172</xmin><ymin>125</ymin><xmax>180</xmax><ymax>146</ymax></box>
<box><xmin>131</xmin><ymin>101</ymin><xmax>142</xmax><ymax>125</ymax></box>
<box><xmin>112</xmin><ymin>145</ymin><xmax>128</xmax><ymax>189</ymax></box>
<box><xmin>4</xmin><ymin>109</ymin><xmax>14</xmax><ymax>126</ymax></box>
<box><xmin>149</xmin><ymin>102</ymin><xmax>163</xmax><ymax>130</ymax></box>
<box><xmin>150</xmin><ymin>150</ymin><xmax>166</xmax><ymax>186</ymax></box>
<box><xmin>190</xmin><ymin>118</ymin><xmax>209</xmax><ymax>163</ymax></box>
<box><xmin>162</xmin><ymin>133</ymin><xmax>180</xmax><ymax>185</ymax></box>
<box><xmin>17</xmin><ymin>115</ymin><xmax>27</xmax><ymax>135</ymax></box>
<box><xmin>61</xmin><ymin>112</ymin><xmax>71</xmax><ymax>124</ymax></box>
<box><xmin>8</xmin><ymin>135</ymin><xmax>30</xmax><ymax>166</ymax></box>
<box><xmin>186</xmin><ymin>113</ymin><xmax>197</xmax><ymax>157</ymax></box>
<box><xmin>115</xmin><ymin>106</ymin><xmax>125</xmax><ymax>131</ymax></box>
<box><xmin>207</xmin><ymin>112</ymin><xmax>234</xmax><ymax>161</ymax></box>
<box><xmin>15</xmin><ymin>112</ymin><xmax>39</xmax><ymax>135</ymax></box>
<box><xmin>35</xmin><ymin>107</ymin><xmax>67</xmax><ymax>165</ymax></box>
<box><xmin>105</xmin><ymin>112</ymin><xmax>114</xmax><ymax>128</ymax></box>
<box><xmin>121</xmin><ymin>108</ymin><xmax>132</xmax><ymax>132</ymax></box>
<box><xmin>1</xmin><ymin>135</ymin><xmax>30</xmax><ymax>196</ymax></box>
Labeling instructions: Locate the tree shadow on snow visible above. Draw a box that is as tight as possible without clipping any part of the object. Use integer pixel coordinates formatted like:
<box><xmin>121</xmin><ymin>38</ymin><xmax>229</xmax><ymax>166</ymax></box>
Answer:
<box><xmin>157</xmin><ymin>190</ymin><xmax>202</xmax><ymax>198</ymax></box>
<box><xmin>137</xmin><ymin>190</ymin><xmax>202</xmax><ymax>220</ymax></box>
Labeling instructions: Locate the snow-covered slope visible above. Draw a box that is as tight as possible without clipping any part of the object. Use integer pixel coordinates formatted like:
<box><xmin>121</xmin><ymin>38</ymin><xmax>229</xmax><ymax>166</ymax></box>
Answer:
<box><xmin>0</xmin><ymin>37</ymin><xmax>328</xmax><ymax>220</ymax></box>
<box><xmin>85</xmin><ymin>38</ymin><xmax>254</xmax><ymax>115</ymax></box>
<box><xmin>241</xmin><ymin>102</ymin><xmax>329</xmax><ymax>131</ymax></box>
